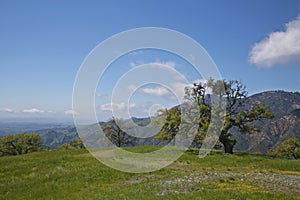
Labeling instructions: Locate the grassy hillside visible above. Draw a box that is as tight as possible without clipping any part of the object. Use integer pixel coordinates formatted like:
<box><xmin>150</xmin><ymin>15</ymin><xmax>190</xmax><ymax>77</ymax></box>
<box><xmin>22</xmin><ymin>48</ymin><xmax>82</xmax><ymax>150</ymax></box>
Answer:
<box><xmin>0</xmin><ymin>147</ymin><xmax>299</xmax><ymax>200</ymax></box>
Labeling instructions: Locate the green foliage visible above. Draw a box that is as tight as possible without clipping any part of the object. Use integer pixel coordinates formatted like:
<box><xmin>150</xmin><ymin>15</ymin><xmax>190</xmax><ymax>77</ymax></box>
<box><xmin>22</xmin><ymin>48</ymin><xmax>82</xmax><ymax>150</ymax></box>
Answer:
<box><xmin>155</xmin><ymin>82</ymin><xmax>211</xmax><ymax>147</ymax></box>
<box><xmin>156</xmin><ymin>79</ymin><xmax>274</xmax><ymax>154</ymax></box>
<box><xmin>58</xmin><ymin>138</ymin><xmax>85</xmax><ymax>150</ymax></box>
<box><xmin>0</xmin><ymin>133</ymin><xmax>41</xmax><ymax>156</ymax></box>
<box><xmin>210</xmin><ymin>80</ymin><xmax>273</xmax><ymax>154</ymax></box>
<box><xmin>273</xmin><ymin>138</ymin><xmax>300</xmax><ymax>159</ymax></box>
<box><xmin>70</xmin><ymin>138</ymin><xmax>85</xmax><ymax>149</ymax></box>
<box><xmin>102</xmin><ymin>118</ymin><xmax>133</xmax><ymax>147</ymax></box>
<box><xmin>58</xmin><ymin>143</ymin><xmax>74</xmax><ymax>150</ymax></box>
<box><xmin>155</xmin><ymin>107</ymin><xmax>181</xmax><ymax>142</ymax></box>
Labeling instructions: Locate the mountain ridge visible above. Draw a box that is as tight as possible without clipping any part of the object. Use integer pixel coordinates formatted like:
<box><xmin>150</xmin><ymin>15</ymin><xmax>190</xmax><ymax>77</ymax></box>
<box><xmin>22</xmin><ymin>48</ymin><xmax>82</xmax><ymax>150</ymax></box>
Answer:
<box><xmin>0</xmin><ymin>90</ymin><xmax>299</xmax><ymax>152</ymax></box>
<box><xmin>232</xmin><ymin>90</ymin><xmax>300</xmax><ymax>153</ymax></box>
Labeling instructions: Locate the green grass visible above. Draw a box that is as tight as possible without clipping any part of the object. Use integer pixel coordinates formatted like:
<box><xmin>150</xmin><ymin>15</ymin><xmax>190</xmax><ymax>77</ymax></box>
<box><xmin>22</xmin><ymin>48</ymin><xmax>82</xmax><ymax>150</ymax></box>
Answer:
<box><xmin>180</xmin><ymin>150</ymin><xmax>300</xmax><ymax>172</ymax></box>
<box><xmin>0</xmin><ymin>147</ymin><xmax>299</xmax><ymax>200</ymax></box>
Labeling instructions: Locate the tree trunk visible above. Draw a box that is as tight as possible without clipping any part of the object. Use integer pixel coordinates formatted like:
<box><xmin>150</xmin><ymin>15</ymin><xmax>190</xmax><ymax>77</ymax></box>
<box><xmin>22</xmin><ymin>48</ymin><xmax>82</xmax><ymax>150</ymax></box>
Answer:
<box><xmin>117</xmin><ymin>132</ymin><xmax>121</xmax><ymax>147</ymax></box>
<box><xmin>219</xmin><ymin>130</ymin><xmax>236</xmax><ymax>154</ymax></box>
<box><xmin>223</xmin><ymin>141</ymin><xmax>234</xmax><ymax>154</ymax></box>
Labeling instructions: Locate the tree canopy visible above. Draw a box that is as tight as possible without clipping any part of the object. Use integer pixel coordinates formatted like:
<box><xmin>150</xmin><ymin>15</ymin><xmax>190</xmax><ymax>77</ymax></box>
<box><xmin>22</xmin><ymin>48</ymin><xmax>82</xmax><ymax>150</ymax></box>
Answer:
<box><xmin>0</xmin><ymin>133</ymin><xmax>41</xmax><ymax>156</ymax></box>
<box><xmin>156</xmin><ymin>79</ymin><xmax>274</xmax><ymax>154</ymax></box>
<box><xmin>273</xmin><ymin>138</ymin><xmax>300</xmax><ymax>159</ymax></box>
<box><xmin>101</xmin><ymin>118</ymin><xmax>134</xmax><ymax>147</ymax></box>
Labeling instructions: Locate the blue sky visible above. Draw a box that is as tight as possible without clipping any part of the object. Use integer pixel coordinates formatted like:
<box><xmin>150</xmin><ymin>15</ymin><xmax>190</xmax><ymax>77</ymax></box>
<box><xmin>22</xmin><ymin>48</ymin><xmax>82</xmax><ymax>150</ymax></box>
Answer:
<box><xmin>1</xmin><ymin>0</ymin><xmax>300</xmax><ymax>121</ymax></box>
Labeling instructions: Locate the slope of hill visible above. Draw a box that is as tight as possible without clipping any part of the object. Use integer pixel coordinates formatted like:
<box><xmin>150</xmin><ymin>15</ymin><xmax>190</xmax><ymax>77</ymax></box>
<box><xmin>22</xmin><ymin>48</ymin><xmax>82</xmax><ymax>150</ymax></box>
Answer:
<box><xmin>0</xmin><ymin>148</ymin><xmax>299</xmax><ymax>199</ymax></box>
<box><xmin>233</xmin><ymin>91</ymin><xmax>300</xmax><ymax>153</ymax></box>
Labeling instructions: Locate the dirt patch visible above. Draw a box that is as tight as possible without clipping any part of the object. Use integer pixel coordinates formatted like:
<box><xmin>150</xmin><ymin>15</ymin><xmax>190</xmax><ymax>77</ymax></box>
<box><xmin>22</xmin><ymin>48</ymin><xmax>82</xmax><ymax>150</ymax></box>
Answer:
<box><xmin>158</xmin><ymin>170</ymin><xmax>300</xmax><ymax>196</ymax></box>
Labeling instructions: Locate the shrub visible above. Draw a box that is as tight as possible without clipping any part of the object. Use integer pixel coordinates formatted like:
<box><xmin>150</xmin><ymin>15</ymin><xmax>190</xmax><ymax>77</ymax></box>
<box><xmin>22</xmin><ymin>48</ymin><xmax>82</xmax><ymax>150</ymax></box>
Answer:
<box><xmin>273</xmin><ymin>138</ymin><xmax>300</xmax><ymax>159</ymax></box>
<box><xmin>0</xmin><ymin>133</ymin><xmax>41</xmax><ymax>156</ymax></box>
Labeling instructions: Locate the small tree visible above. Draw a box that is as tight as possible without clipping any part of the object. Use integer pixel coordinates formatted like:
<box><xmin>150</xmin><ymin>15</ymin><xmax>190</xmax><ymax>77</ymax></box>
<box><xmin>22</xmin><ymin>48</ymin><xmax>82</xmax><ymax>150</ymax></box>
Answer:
<box><xmin>58</xmin><ymin>138</ymin><xmax>85</xmax><ymax>150</ymax></box>
<box><xmin>58</xmin><ymin>143</ymin><xmax>74</xmax><ymax>150</ymax></box>
<box><xmin>155</xmin><ymin>87</ymin><xmax>210</xmax><ymax>148</ymax></box>
<box><xmin>155</xmin><ymin>107</ymin><xmax>181</xmax><ymax>145</ymax></box>
<box><xmin>70</xmin><ymin>138</ymin><xmax>85</xmax><ymax>149</ymax></box>
<box><xmin>102</xmin><ymin>118</ymin><xmax>133</xmax><ymax>147</ymax></box>
<box><xmin>274</xmin><ymin>138</ymin><xmax>300</xmax><ymax>159</ymax></box>
<box><xmin>0</xmin><ymin>133</ymin><xmax>41</xmax><ymax>156</ymax></box>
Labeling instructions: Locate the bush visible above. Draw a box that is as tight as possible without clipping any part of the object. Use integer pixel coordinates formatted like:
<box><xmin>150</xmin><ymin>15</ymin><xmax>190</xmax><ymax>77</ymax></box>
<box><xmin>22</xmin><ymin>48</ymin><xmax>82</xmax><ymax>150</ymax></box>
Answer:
<box><xmin>273</xmin><ymin>138</ymin><xmax>300</xmax><ymax>159</ymax></box>
<box><xmin>58</xmin><ymin>138</ymin><xmax>85</xmax><ymax>150</ymax></box>
<box><xmin>0</xmin><ymin>133</ymin><xmax>41</xmax><ymax>156</ymax></box>
<box><xmin>58</xmin><ymin>143</ymin><xmax>75</xmax><ymax>150</ymax></box>
<box><xmin>70</xmin><ymin>138</ymin><xmax>85</xmax><ymax>149</ymax></box>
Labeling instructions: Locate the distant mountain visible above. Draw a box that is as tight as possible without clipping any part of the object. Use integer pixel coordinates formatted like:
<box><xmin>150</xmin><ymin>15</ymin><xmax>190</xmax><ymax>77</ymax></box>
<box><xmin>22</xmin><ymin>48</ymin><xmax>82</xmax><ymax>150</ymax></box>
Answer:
<box><xmin>232</xmin><ymin>90</ymin><xmax>300</xmax><ymax>153</ymax></box>
<box><xmin>0</xmin><ymin>121</ymin><xmax>72</xmax><ymax>137</ymax></box>
<box><xmin>0</xmin><ymin>121</ymin><xmax>76</xmax><ymax>149</ymax></box>
<box><xmin>40</xmin><ymin>126</ymin><xmax>78</xmax><ymax>148</ymax></box>
<box><xmin>1</xmin><ymin>91</ymin><xmax>299</xmax><ymax>152</ymax></box>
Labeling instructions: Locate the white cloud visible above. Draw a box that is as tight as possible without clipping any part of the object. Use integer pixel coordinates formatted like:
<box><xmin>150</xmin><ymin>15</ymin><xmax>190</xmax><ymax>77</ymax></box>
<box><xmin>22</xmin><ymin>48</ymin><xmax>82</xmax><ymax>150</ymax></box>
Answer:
<box><xmin>138</xmin><ymin>86</ymin><xmax>171</xmax><ymax>96</ymax></box>
<box><xmin>170</xmin><ymin>82</ymin><xmax>189</xmax><ymax>100</ymax></box>
<box><xmin>128</xmin><ymin>103</ymin><xmax>136</xmax><ymax>108</ymax></box>
<box><xmin>96</xmin><ymin>79</ymin><xmax>211</xmax><ymax>120</ymax></box>
<box><xmin>95</xmin><ymin>92</ymin><xmax>102</xmax><ymax>97</ymax></box>
<box><xmin>149</xmin><ymin>61</ymin><xmax>185</xmax><ymax>81</ymax></box>
<box><xmin>95</xmin><ymin>92</ymin><xmax>111</xmax><ymax>101</ymax></box>
<box><xmin>97</xmin><ymin>101</ymin><xmax>163</xmax><ymax>119</ymax></box>
<box><xmin>129</xmin><ymin>61</ymin><xmax>144</xmax><ymax>67</ymax></box>
<box><xmin>99</xmin><ymin>103</ymin><xmax>123</xmax><ymax>111</ymax></box>
<box><xmin>129</xmin><ymin>62</ymin><xmax>138</xmax><ymax>67</ymax></box>
<box><xmin>128</xmin><ymin>85</ymin><xmax>137</xmax><ymax>92</ymax></box>
<box><xmin>129</xmin><ymin>79</ymin><xmax>205</xmax><ymax>102</ymax></box>
<box><xmin>129</xmin><ymin>61</ymin><xmax>177</xmax><ymax>69</ymax></box>
<box><xmin>3</xmin><ymin>108</ymin><xmax>14</xmax><ymax>113</ymax></box>
<box><xmin>249</xmin><ymin>16</ymin><xmax>300</xmax><ymax>67</ymax></box>
<box><xmin>150</xmin><ymin>61</ymin><xmax>176</xmax><ymax>69</ymax></box>
<box><xmin>168</xmin><ymin>79</ymin><xmax>206</xmax><ymax>101</ymax></box>
<box><xmin>99</xmin><ymin>103</ymin><xmax>136</xmax><ymax>112</ymax></box>
<box><xmin>189</xmin><ymin>54</ymin><xmax>196</xmax><ymax>62</ymax></box>
<box><xmin>128</xmin><ymin>50</ymin><xmax>144</xmax><ymax>56</ymax></box>
<box><xmin>64</xmin><ymin>110</ymin><xmax>79</xmax><ymax>115</ymax></box>
<box><xmin>22</xmin><ymin>108</ymin><xmax>45</xmax><ymax>113</ymax></box>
